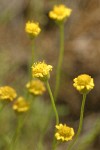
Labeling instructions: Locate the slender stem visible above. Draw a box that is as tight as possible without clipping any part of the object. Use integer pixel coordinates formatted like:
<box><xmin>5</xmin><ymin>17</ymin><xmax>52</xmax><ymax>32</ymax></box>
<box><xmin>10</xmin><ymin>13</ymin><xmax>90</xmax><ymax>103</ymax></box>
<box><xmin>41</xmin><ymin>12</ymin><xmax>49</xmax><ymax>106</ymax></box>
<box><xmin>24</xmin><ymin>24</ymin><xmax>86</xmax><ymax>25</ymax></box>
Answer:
<box><xmin>31</xmin><ymin>39</ymin><xmax>34</xmax><ymax>63</ymax></box>
<box><xmin>46</xmin><ymin>81</ymin><xmax>59</xmax><ymax>125</ymax></box>
<box><xmin>9</xmin><ymin>115</ymin><xmax>23</xmax><ymax>150</ymax></box>
<box><xmin>67</xmin><ymin>94</ymin><xmax>87</xmax><ymax>150</ymax></box>
<box><xmin>54</xmin><ymin>23</ymin><xmax>64</xmax><ymax>101</ymax></box>
<box><xmin>46</xmin><ymin>81</ymin><xmax>59</xmax><ymax>150</ymax></box>
<box><xmin>28</xmin><ymin>39</ymin><xmax>34</xmax><ymax>80</ymax></box>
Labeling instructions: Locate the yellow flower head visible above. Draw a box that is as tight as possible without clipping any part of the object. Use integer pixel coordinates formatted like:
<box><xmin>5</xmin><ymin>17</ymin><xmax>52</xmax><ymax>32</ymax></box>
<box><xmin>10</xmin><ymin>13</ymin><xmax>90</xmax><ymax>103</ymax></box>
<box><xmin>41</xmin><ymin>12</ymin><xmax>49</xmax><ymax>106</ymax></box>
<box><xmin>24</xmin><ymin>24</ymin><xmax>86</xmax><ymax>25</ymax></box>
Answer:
<box><xmin>25</xmin><ymin>21</ymin><xmax>41</xmax><ymax>38</ymax></box>
<box><xmin>49</xmin><ymin>4</ymin><xmax>72</xmax><ymax>22</ymax></box>
<box><xmin>0</xmin><ymin>86</ymin><xmax>17</xmax><ymax>101</ymax></box>
<box><xmin>55</xmin><ymin>124</ymin><xmax>75</xmax><ymax>141</ymax></box>
<box><xmin>73</xmin><ymin>74</ymin><xmax>94</xmax><ymax>94</ymax></box>
<box><xmin>26</xmin><ymin>79</ymin><xmax>46</xmax><ymax>96</ymax></box>
<box><xmin>32</xmin><ymin>61</ymin><xmax>53</xmax><ymax>81</ymax></box>
<box><xmin>13</xmin><ymin>97</ymin><xmax>29</xmax><ymax>113</ymax></box>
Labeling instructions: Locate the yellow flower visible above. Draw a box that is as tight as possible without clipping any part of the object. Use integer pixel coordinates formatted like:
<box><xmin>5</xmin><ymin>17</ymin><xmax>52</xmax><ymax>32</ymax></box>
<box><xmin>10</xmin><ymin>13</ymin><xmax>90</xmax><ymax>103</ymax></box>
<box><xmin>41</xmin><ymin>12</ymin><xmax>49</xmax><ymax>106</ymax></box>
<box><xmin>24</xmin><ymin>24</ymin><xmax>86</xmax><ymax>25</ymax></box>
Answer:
<box><xmin>55</xmin><ymin>124</ymin><xmax>74</xmax><ymax>141</ymax></box>
<box><xmin>49</xmin><ymin>4</ymin><xmax>72</xmax><ymax>21</ymax></box>
<box><xmin>26</xmin><ymin>79</ymin><xmax>46</xmax><ymax>96</ymax></box>
<box><xmin>13</xmin><ymin>97</ymin><xmax>29</xmax><ymax>112</ymax></box>
<box><xmin>0</xmin><ymin>86</ymin><xmax>17</xmax><ymax>101</ymax></box>
<box><xmin>32</xmin><ymin>61</ymin><xmax>53</xmax><ymax>81</ymax></box>
<box><xmin>73</xmin><ymin>74</ymin><xmax>94</xmax><ymax>94</ymax></box>
<box><xmin>25</xmin><ymin>21</ymin><xmax>41</xmax><ymax>38</ymax></box>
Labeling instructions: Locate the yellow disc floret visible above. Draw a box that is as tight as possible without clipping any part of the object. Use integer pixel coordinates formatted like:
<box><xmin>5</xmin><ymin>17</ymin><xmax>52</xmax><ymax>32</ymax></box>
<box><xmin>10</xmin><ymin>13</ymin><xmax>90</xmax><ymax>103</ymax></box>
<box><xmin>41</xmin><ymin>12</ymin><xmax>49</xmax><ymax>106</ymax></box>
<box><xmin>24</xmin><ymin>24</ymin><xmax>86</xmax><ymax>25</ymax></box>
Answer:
<box><xmin>32</xmin><ymin>61</ymin><xmax>53</xmax><ymax>81</ymax></box>
<box><xmin>49</xmin><ymin>4</ymin><xmax>72</xmax><ymax>21</ymax></box>
<box><xmin>13</xmin><ymin>97</ymin><xmax>29</xmax><ymax>112</ymax></box>
<box><xmin>55</xmin><ymin>124</ymin><xmax>75</xmax><ymax>141</ymax></box>
<box><xmin>26</xmin><ymin>79</ymin><xmax>46</xmax><ymax>96</ymax></box>
<box><xmin>25</xmin><ymin>21</ymin><xmax>41</xmax><ymax>38</ymax></box>
<box><xmin>73</xmin><ymin>74</ymin><xmax>94</xmax><ymax>94</ymax></box>
<box><xmin>0</xmin><ymin>86</ymin><xmax>17</xmax><ymax>101</ymax></box>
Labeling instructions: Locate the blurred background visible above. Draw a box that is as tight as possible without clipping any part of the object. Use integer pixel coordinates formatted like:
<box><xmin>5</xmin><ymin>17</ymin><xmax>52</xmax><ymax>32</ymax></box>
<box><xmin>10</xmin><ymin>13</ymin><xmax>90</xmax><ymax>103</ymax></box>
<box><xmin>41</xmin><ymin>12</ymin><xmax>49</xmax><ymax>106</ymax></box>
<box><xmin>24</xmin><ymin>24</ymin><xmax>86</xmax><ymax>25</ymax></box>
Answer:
<box><xmin>0</xmin><ymin>0</ymin><xmax>100</xmax><ymax>150</ymax></box>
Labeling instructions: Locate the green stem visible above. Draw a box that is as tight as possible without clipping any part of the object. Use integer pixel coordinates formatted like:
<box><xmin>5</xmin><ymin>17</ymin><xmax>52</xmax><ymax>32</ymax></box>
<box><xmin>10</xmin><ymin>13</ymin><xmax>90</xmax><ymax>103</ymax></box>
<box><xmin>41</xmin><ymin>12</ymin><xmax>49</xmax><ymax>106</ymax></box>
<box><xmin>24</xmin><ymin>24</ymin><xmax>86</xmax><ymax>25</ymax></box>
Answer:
<box><xmin>54</xmin><ymin>23</ymin><xmax>64</xmax><ymax>101</ymax></box>
<box><xmin>46</xmin><ymin>81</ymin><xmax>59</xmax><ymax>125</ymax></box>
<box><xmin>67</xmin><ymin>94</ymin><xmax>87</xmax><ymax>150</ymax></box>
<box><xmin>9</xmin><ymin>115</ymin><xmax>23</xmax><ymax>150</ymax></box>
<box><xmin>31</xmin><ymin>39</ymin><xmax>34</xmax><ymax>63</ymax></box>
<box><xmin>28</xmin><ymin>39</ymin><xmax>34</xmax><ymax>80</ymax></box>
<box><xmin>46</xmin><ymin>81</ymin><xmax>59</xmax><ymax>150</ymax></box>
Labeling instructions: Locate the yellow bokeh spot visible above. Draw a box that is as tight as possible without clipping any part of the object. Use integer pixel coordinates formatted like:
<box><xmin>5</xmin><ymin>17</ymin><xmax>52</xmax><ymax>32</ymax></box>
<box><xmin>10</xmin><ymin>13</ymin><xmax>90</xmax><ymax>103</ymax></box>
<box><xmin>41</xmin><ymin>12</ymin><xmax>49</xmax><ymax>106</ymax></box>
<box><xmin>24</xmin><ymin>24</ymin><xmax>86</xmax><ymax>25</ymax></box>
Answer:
<box><xmin>13</xmin><ymin>97</ymin><xmax>29</xmax><ymax>113</ymax></box>
<box><xmin>26</xmin><ymin>79</ymin><xmax>46</xmax><ymax>96</ymax></box>
<box><xmin>49</xmin><ymin>4</ymin><xmax>72</xmax><ymax>21</ymax></box>
<box><xmin>0</xmin><ymin>86</ymin><xmax>17</xmax><ymax>101</ymax></box>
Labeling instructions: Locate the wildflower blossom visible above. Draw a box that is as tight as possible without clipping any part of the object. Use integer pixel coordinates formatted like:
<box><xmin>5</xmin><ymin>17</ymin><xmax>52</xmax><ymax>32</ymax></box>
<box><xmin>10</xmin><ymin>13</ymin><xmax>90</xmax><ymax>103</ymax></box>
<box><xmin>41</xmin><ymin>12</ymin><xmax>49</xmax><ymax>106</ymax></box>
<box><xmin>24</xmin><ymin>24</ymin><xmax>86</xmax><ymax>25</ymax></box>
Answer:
<box><xmin>26</xmin><ymin>79</ymin><xmax>46</xmax><ymax>96</ymax></box>
<box><xmin>32</xmin><ymin>61</ymin><xmax>53</xmax><ymax>81</ymax></box>
<box><xmin>73</xmin><ymin>74</ymin><xmax>94</xmax><ymax>94</ymax></box>
<box><xmin>13</xmin><ymin>97</ymin><xmax>29</xmax><ymax>112</ymax></box>
<box><xmin>25</xmin><ymin>21</ymin><xmax>41</xmax><ymax>38</ymax></box>
<box><xmin>0</xmin><ymin>86</ymin><xmax>17</xmax><ymax>101</ymax></box>
<box><xmin>55</xmin><ymin>124</ymin><xmax>74</xmax><ymax>141</ymax></box>
<box><xmin>49</xmin><ymin>4</ymin><xmax>72</xmax><ymax>22</ymax></box>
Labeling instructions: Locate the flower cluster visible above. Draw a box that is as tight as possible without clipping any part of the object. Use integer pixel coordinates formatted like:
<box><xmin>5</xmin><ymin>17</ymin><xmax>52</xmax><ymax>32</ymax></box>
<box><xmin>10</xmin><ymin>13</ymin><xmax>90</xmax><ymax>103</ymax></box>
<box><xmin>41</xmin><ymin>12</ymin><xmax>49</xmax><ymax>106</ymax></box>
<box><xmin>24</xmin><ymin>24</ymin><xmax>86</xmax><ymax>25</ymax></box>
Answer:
<box><xmin>26</xmin><ymin>79</ymin><xmax>46</xmax><ymax>96</ymax></box>
<box><xmin>49</xmin><ymin>4</ymin><xmax>72</xmax><ymax>22</ymax></box>
<box><xmin>55</xmin><ymin>124</ymin><xmax>75</xmax><ymax>141</ymax></box>
<box><xmin>32</xmin><ymin>61</ymin><xmax>53</xmax><ymax>81</ymax></box>
<box><xmin>0</xmin><ymin>86</ymin><xmax>17</xmax><ymax>101</ymax></box>
<box><xmin>25</xmin><ymin>21</ymin><xmax>41</xmax><ymax>38</ymax></box>
<box><xmin>73</xmin><ymin>74</ymin><xmax>94</xmax><ymax>94</ymax></box>
<box><xmin>13</xmin><ymin>97</ymin><xmax>29</xmax><ymax>113</ymax></box>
